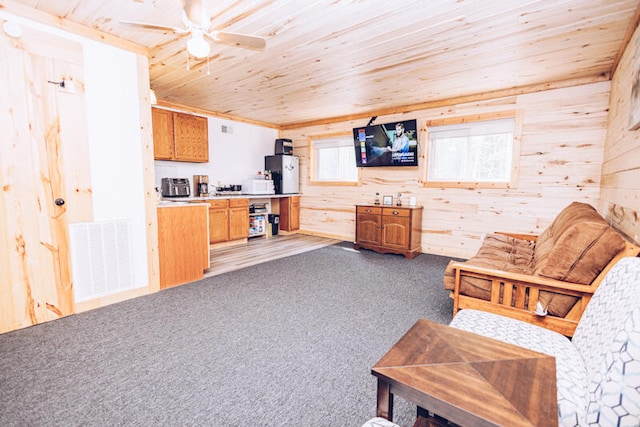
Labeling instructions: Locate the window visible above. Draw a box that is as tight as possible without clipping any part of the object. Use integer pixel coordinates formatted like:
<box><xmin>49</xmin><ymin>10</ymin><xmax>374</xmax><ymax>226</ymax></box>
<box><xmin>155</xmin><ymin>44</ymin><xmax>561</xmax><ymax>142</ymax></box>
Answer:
<box><xmin>309</xmin><ymin>134</ymin><xmax>358</xmax><ymax>184</ymax></box>
<box><xmin>425</xmin><ymin>113</ymin><xmax>520</xmax><ymax>188</ymax></box>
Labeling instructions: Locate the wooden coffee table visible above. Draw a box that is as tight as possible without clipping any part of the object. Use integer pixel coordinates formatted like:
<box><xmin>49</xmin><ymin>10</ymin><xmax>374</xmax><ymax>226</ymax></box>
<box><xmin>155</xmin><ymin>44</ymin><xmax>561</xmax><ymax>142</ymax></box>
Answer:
<box><xmin>371</xmin><ymin>319</ymin><xmax>558</xmax><ymax>427</ymax></box>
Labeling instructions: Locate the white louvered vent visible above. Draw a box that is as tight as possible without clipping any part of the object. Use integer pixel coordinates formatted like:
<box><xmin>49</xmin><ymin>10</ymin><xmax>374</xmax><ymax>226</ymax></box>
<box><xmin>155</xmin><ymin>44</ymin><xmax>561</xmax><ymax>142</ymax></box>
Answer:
<box><xmin>69</xmin><ymin>220</ymin><xmax>134</xmax><ymax>302</ymax></box>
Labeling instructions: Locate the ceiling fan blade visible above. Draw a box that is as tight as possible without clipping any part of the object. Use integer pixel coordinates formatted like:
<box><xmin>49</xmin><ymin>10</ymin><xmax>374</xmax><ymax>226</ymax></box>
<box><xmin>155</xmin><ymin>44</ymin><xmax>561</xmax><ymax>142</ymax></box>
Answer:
<box><xmin>120</xmin><ymin>20</ymin><xmax>188</xmax><ymax>34</ymax></box>
<box><xmin>181</xmin><ymin>0</ymin><xmax>208</xmax><ymax>28</ymax></box>
<box><xmin>208</xmin><ymin>31</ymin><xmax>266</xmax><ymax>51</ymax></box>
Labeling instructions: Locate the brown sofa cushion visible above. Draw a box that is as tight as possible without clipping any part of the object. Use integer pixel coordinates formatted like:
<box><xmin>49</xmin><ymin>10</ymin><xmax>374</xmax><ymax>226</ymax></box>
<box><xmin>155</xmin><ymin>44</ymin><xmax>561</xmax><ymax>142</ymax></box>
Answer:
<box><xmin>443</xmin><ymin>233</ymin><xmax>535</xmax><ymax>300</ymax></box>
<box><xmin>534</xmin><ymin>202</ymin><xmax>626</xmax><ymax>316</ymax></box>
<box><xmin>445</xmin><ymin>202</ymin><xmax>626</xmax><ymax>319</ymax></box>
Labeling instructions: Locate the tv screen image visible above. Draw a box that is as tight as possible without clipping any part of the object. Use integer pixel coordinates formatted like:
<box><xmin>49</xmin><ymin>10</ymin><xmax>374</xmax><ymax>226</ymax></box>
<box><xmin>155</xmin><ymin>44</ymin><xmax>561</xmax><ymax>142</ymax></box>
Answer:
<box><xmin>353</xmin><ymin>119</ymin><xmax>418</xmax><ymax>167</ymax></box>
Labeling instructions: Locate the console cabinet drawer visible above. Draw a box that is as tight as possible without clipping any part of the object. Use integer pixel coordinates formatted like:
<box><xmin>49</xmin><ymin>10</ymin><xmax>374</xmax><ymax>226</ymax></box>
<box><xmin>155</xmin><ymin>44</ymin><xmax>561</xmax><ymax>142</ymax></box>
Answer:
<box><xmin>382</xmin><ymin>207</ymin><xmax>410</xmax><ymax>217</ymax></box>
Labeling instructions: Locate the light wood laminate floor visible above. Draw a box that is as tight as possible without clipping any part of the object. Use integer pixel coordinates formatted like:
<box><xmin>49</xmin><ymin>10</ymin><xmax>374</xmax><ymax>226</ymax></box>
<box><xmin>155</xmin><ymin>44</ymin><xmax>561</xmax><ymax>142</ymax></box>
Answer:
<box><xmin>204</xmin><ymin>233</ymin><xmax>341</xmax><ymax>277</ymax></box>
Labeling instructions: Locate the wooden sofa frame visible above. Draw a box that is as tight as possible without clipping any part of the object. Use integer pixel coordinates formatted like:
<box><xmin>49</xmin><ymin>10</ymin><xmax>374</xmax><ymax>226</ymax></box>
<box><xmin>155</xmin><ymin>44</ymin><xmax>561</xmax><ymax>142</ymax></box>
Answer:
<box><xmin>451</xmin><ymin>232</ymin><xmax>640</xmax><ymax>337</ymax></box>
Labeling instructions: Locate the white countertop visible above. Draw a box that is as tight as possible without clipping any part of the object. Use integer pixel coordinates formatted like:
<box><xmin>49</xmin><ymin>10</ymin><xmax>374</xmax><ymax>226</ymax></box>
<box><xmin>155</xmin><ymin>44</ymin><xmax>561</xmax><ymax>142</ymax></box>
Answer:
<box><xmin>161</xmin><ymin>193</ymin><xmax>300</xmax><ymax>202</ymax></box>
<box><xmin>156</xmin><ymin>201</ymin><xmax>209</xmax><ymax>208</ymax></box>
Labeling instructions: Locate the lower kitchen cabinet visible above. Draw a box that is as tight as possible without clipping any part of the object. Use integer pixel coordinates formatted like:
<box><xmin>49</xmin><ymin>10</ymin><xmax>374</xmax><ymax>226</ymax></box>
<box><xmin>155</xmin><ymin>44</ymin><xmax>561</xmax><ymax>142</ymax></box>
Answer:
<box><xmin>208</xmin><ymin>200</ymin><xmax>229</xmax><ymax>244</ymax></box>
<box><xmin>157</xmin><ymin>204</ymin><xmax>210</xmax><ymax>289</ymax></box>
<box><xmin>354</xmin><ymin>204</ymin><xmax>423</xmax><ymax>259</ymax></box>
<box><xmin>279</xmin><ymin>196</ymin><xmax>300</xmax><ymax>232</ymax></box>
<box><xmin>229</xmin><ymin>198</ymin><xmax>250</xmax><ymax>240</ymax></box>
<box><xmin>205</xmin><ymin>198</ymin><xmax>249</xmax><ymax>244</ymax></box>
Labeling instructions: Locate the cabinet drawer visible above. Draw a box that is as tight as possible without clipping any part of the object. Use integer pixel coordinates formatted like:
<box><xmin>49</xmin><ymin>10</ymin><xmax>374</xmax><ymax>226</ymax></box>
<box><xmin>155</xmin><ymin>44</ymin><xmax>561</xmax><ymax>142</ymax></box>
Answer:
<box><xmin>206</xmin><ymin>199</ymin><xmax>228</xmax><ymax>209</ymax></box>
<box><xmin>382</xmin><ymin>207</ymin><xmax>410</xmax><ymax>217</ymax></box>
<box><xmin>229</xmin><ymin>198</ymin><xmax>249</xmax><ymax>208</ymax></box>
<box><xmin>357</xmin><ymin>206</ymin><xmax>381</xmax><ymax>215</ymax></box>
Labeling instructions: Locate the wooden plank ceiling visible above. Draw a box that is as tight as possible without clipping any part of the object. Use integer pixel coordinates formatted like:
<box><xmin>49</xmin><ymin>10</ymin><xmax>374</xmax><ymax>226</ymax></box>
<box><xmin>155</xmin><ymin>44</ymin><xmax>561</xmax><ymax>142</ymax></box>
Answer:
<box><xmin>3</xmin><ymin>0</ymin><xmax>639</xmax><ymax>127</ymax></box>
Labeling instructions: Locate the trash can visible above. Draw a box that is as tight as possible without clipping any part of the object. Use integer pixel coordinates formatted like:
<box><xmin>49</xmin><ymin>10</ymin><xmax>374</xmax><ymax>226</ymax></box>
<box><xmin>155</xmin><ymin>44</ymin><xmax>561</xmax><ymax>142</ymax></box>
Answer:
<box><xmin>268</xmin><ymin>214</ymin><xmax>279</xmax><ymax>236</ymax></box>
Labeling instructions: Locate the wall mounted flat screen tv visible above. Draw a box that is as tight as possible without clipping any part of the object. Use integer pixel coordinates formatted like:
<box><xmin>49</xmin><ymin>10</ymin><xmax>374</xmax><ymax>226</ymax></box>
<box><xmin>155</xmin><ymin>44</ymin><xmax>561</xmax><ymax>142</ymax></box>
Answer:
<box><xmin>353</xmin><ymin>119</ymin><xmax>418</xmax><ymax>167</ymax></box>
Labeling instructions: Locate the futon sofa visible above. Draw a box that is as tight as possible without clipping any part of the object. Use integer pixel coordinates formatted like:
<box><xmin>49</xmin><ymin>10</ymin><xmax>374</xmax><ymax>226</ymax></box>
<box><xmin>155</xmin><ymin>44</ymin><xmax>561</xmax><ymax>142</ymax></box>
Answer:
<box><xmin>362</xmin><ymin>257</ymin><xmax>640</xmax><ymax>426</ymax></box>
<box><xmin>444</xmin><ymin>201</ymin><xmax>639</xmax><ymax>336</ymax></box>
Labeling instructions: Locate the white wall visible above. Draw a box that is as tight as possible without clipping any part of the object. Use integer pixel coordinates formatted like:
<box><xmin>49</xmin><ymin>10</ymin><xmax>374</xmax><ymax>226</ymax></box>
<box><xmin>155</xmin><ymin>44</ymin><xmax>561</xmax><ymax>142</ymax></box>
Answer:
<box><xmin>83</xmin><ymin>42</ymin><xmax>148</xmax><ymax>290</ymax></box>
<box><xmin>154</xmin><ymin>112</ymin><xmax>279</xmax><ymax>191</ymax></box>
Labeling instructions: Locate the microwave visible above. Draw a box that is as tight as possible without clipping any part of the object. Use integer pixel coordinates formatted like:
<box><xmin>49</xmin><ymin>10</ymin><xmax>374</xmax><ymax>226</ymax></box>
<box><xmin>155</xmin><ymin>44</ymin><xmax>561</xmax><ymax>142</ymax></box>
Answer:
<box><xmin>242</xmin><ymin>179</ymin><xmax>275</xmax><ymax>195</ymax></box>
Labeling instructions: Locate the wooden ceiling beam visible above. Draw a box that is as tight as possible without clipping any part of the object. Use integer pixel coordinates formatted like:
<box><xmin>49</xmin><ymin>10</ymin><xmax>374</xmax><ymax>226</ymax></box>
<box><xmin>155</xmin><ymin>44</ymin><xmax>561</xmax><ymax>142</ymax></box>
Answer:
<box><xmin>280</xmin><ymin>74</ymin><xmax>611</xmax><ymax>130</ymax></box>
<box><xmin>611</xmin><ymin>1</ymin><xmax>640</xmax><ymax>76</ymax></box>
<box><xmin>155</xmin><ymin>99</ymin><xmax>280</xmax><ymax>130</ymax></box>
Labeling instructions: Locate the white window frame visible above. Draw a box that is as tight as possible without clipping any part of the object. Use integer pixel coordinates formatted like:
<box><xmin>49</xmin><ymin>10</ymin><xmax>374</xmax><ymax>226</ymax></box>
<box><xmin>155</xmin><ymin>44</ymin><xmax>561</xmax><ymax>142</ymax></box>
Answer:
<box><xmin>424</xmin><ymin>111</ymin><xmax>521</xmax><ymax>189</ymax></box>
<box><xmin>308</xmin><ymin>132</ymin><xmax>359</xmax><ymax>185</ymax></box>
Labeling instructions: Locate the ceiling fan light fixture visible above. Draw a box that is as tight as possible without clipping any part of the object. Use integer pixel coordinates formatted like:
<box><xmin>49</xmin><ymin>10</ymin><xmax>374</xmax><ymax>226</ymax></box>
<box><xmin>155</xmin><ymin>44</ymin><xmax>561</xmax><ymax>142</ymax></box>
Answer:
<box><xmin>187</xmin><ymin>33</ymin><xmax>210</xmax><ymax>59</ymax></box>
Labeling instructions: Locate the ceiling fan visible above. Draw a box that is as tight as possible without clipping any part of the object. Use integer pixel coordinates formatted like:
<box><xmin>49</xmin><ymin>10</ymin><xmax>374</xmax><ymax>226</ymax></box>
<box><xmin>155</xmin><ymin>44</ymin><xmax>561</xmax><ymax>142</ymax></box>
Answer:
<box><xmin>121</xmin><ymin>0</ymin><xmax>266</xmax><ymax>59</ymax></box>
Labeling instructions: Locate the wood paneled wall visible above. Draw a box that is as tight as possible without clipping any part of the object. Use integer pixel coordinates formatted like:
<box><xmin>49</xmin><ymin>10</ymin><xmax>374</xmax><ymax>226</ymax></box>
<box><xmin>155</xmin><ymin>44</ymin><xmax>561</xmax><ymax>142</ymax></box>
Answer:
<box><xmin>281</xmin><ymin>82</ymin><xmax>611</xmax><ymax>259</ymax></box>
<box><xmin>600</xmin><ymin>23</ymin><xmax>640</xmax><ymax>244</ymax></box>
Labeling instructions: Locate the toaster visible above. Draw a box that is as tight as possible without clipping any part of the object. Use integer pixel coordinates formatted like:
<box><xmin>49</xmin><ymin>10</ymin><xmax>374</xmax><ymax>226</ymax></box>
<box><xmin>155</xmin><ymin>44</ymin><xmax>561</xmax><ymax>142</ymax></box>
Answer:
<box><xmin>161</xmin><ymin>178</ymin><xmax>190</xmax><ymax>197</ymax></box>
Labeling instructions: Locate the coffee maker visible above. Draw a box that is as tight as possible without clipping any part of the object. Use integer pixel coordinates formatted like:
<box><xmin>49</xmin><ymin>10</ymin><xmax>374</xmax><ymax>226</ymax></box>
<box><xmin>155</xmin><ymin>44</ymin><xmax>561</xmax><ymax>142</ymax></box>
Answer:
<box><xmin>193</xmin><ymin>175</ymin><xmax>209</xmax><ymax>197</ymax></box>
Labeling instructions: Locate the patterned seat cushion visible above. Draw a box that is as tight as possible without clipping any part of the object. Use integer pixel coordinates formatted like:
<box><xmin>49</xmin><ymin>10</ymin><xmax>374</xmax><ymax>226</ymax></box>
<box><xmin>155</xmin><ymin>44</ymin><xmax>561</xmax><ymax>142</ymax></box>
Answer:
<box><xmin>450</xmin><ymin>257</ymin><xmax>640</xmax><ymax>426</ymax></box>
<box><xmin>360</xmin><ymin>417</ymin><xmax>401</xmax><ymax>427</ymax></box>
<box><xmin>449</xmin><ymin>309</ymin><xmax>587</xmax><ymax>426</ymax></box>
<box><xmin>571</xmin><ymin>257</ymin><xmax>640</xmax><ymax>426</ymax></box>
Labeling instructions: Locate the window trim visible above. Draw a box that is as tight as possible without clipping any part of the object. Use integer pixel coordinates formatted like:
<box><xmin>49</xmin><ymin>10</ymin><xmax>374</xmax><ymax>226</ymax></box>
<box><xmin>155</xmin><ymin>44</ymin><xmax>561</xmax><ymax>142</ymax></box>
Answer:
<box><xmin>422</xmin><ymin>110</ymin><xmax>522</xmax><ymax>189</ymax></box>
<box><xmin>308</xmin><ymin>132</ymin><xmax>360</xmax><ymax>186</ymax></box>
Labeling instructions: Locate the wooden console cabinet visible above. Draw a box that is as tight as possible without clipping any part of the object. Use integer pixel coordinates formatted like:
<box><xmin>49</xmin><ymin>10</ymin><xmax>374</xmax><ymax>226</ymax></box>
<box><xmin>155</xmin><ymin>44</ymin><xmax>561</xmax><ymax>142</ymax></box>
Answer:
<box><xmin>354</xmin><ymin>204</ymin><xmax>423</xmax><ymax>259</ymax></box>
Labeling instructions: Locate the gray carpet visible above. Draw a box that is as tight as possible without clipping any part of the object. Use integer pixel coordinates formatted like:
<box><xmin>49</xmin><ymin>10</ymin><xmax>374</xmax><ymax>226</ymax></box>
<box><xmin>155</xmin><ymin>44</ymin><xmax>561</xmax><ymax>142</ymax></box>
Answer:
<box><xmin>0</xmin><ymin>242</ymin><xmax>454</xmax><ymax>427</ymax></box>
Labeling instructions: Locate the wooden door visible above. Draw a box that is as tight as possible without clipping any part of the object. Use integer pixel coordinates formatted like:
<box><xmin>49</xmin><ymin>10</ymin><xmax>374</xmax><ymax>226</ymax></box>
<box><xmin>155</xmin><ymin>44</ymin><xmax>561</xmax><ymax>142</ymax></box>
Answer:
<box><xmin>173</xmin><ymin>112</ymin><xmax>209</xmax><ymax>162</ymax></box>
<box><xmin>0</xmin><ymin>25</ymin><xmax>92</xmax><ymax>333</ymax></box>
<box><xmin>152</xmin><ymin>107</ymin><xmax>174</xmax><ymax>160</ymax></box>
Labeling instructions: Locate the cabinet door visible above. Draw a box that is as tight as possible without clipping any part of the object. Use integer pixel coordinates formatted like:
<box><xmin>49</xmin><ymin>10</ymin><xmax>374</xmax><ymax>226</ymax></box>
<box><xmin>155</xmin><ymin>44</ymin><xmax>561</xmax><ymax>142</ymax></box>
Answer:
<box><xmin>289</xmin><ymin>196</ymin><xmax>300</xmax><ymax>231</ymax></box>
<box><xmin>356</xmin><ymin>213</ymin><xmax>381</xmax><ymax>245</ymax></box>
<box><xmin>381</xmin><ymin>215</ymin><xmax>410</xmax><ymax>250</ymax></box>
<box><xmin>174</xmin><ymin>112</ymin><xmax>209</xmax><ymax>162</ymax></box>
<box><xmin>209</xmin><ymin>208</ymin><xmax>229</xmax><ymax>243</ymax></box>
<box><xmin>229</xmin><ymin>199</ymin><xmax>249</xmax><ymax>240</ymax></box>
<box><xmin>158</xmin><ymin>205</ymin><xmax>209</xmax><ymax>289</ymax></box>
<box><xmin>280</xmin><ymin>196</ymin><xmax>300</xmax><ymax>232</ymax></box>
<box><xmin>151</xmin><ymin>108</ymin><xmax>174</xmax><ymax>160</ymax></box>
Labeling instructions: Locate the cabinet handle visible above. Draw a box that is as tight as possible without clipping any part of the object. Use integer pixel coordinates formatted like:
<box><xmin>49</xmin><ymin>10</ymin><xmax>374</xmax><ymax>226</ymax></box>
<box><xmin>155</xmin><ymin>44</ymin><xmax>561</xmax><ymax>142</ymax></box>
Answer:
<box><xmin>392</xmin><ymin>211</ymin><xmax>399</xmax><ymax>215</ymax></box>
<box><xmin>365</xmin><ymin>209</ymin><xmax>372</xmax><ymax>213</ymax></box>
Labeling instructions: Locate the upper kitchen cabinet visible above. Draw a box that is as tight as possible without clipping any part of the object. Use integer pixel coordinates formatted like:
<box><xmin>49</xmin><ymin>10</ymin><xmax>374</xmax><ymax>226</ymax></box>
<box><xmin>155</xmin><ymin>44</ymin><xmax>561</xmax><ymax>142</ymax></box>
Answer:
<box><xmin>152</xmin><ymin>107</ymin><xmax>209</xmax><ymax>162</ymax></box>
<box><xmin>152</xmin><ymin>108</ymin><xmax>174</xmax><ymax>159</ymax></box>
